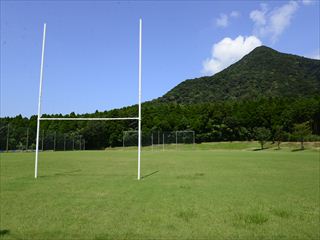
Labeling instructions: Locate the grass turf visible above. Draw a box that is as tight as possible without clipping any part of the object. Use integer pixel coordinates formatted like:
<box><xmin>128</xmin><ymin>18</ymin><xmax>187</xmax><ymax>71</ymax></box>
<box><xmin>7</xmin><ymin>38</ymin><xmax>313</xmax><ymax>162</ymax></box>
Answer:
<box><xmin>0</xmin><ymin>145</ymin><xmax>319</xmax><ymax>239</ymax></box>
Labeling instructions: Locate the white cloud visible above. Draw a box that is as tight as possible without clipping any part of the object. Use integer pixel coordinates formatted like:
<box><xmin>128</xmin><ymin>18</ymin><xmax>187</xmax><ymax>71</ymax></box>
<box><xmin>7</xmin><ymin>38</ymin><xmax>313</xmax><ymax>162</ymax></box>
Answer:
<box><xmin>306</xmin><ymin>49</ymin><xmax>320</xmax><ymax>59</ymax></box>
<box><xmin>250</xmin><ymin>1</ymin><xmax>299</xmax><ymax>43</ymax></box>
<box><xmin>250</xmin><ymin>3</ymin><xmax>268</xmax><ymax>25</ymax></box>
<box><xmin>216</xmin><ymin>14</ymin><xmax>229</xmax><ymax>27</ymax></box>
<box><xmin>202</xmin><ymin>35</ymin><xmax>262</xmax><ymax>75</ymax></box>
<box><xmin>216</xmin><ymin>11</ymin><xmax>241</xmax><ymax>28</ymax></box>
<box><xmin>301</xmin><ymin>0</ymin><xmax>315</xmax><ymax>5</ymax></box>
<box><xmin>230</xmin><ymin>11</ymin><xmax>240</xmax><ymax>18</ymax></box>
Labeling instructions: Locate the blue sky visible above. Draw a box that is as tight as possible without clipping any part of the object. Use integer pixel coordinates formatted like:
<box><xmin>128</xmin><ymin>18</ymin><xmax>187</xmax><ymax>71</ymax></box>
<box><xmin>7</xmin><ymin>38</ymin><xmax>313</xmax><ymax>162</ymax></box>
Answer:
<box><xmin>1</xmin><ymin>0</ymin><xmax>319</xmax><ymax>117</ymax></box>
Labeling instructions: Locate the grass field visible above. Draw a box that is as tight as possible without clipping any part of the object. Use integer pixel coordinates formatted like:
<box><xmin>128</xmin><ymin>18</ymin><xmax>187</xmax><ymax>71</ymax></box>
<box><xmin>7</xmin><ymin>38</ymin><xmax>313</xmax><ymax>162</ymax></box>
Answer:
<box><xmin>0</xmin><ymin>142</ymin><xmax>319</xmax><ymax>240</ymax></box>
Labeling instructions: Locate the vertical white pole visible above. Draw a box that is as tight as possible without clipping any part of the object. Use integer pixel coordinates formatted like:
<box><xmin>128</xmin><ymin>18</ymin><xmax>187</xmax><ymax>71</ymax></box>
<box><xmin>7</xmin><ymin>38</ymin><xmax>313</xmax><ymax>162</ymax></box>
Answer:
<box><xmin>193</xmin><ymin>131</ymin><xmax>195</xmax><ymax>149</ymax></box>
<box><xmin>162</xmin><ymin>133</ymin><xmax>164</xmax><ymax>151</ymax></box>
<box><xmin>64</xmin><ymin>134</ymin><xmax>66</xmax><ymax>151</ymax></box>
<box><xmin>53</xmin><ymin>131</ymin><xmax>56</xmax><ymax>151</ymax></box>
<box><xmin>123</xmin><ymin>131</ymin><xmax>125</xmax><ymax>149</ymax></box>
<box><xmin>41</xmin><ymin>130</ymin><xmax>44</xmax><ymax>151</ymax></box>
<box><xmin>176</xmin><ymin>131</ymin><xmax>178</xmax><ymax>150</ymax></box>
<box><xmin>151</xmin><ymin>133</ymin><xmax>153</xmax><ymax>152</ymax></box>
<box><xmin>26</xmin><ymin>128</ymin><xmax>29</xmax><ymax>150</ymax></box>
<box><xmin>35</xmin><ymin>23</ymin><xmax>46</xmax><ymax>179</ymax></box>
<box><xmin>137</xmin><ymin>19</ymin><xmax>142</xmax><ymax>180</ymax></box>
<box><xmin>6</xmin><ymin>124</ymin><xmax>9</xmax><ymax>152</ymax></box>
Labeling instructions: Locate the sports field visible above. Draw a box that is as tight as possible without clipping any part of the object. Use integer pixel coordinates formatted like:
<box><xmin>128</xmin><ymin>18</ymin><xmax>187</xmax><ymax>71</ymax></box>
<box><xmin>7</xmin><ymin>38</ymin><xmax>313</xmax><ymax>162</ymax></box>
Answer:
<box><xmin>0</xmin><ymin>143</ymin><xmax>319</xmax><ymax>240</ymax></box>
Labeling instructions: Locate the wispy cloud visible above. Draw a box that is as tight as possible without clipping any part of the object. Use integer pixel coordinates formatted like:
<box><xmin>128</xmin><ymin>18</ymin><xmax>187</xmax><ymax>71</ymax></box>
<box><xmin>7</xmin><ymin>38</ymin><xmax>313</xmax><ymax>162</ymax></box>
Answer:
<box><xmin>216</xmin><ymin>14</ymin><xmax>229</xmax><ymax>27</ymax></box>
<box><xmin>301</xmin><ymin>0</ymin><xmax>316</xmax><ymax>5</ymax></box>
<box><xmin>306</xmin><ymin>49</ymin><xmax>320</xmax><ymax>59</ymax></box>
<box><xmin>250</xmin><ymin>1</ymin><xmax>299</xmax><ymax>43</ymax></box>
<box><xmin>202</xmin><ymin>35</ymin><xmax>262</xmax><ymax>75</ymax></box>
<box><xmin>230</xmin><ymin>11</ymin><xmax>241</xmax><ymax>18</ymax></box>
<box><xmin>216</xmin><ymin>10</ymin><xmax>241</xmax><ymax>28</ymax></box>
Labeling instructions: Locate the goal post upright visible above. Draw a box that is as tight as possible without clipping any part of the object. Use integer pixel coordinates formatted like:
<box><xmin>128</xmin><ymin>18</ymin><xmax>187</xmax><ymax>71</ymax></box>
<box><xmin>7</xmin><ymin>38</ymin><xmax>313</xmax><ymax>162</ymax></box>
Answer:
<box><xmin>35</xmin><ymin>23</ymin><xmax>46</xmax><ymax>179</ymax></box>
<box><xmin>34</xmin><ymin>20</ymin><xmax>143</xmax><ymax>180</ymax></box>
<box><xmin>137</xmin><ymin>18</ymin><xmax>142</xmax><ymax>180</ymax></box>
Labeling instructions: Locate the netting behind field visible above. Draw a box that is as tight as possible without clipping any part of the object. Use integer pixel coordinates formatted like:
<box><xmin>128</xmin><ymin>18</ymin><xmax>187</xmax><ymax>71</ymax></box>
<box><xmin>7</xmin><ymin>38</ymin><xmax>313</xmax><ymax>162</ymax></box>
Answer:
<box><xmin>0</xmin><ymin>127</ymin><xmax>85</xmax><ymax>151</ymax></box>
<box><xmin>0</xmin><ymin>125</ymin><xmax>195</xmax><ymax>151</ymax></box>
<box><xmin>122</xmin><ymin>131</ymin><xmax>195</xmax><ymax>150</ymax></box>
<box><xmin>122</xmin><ymin>131</ymin><xmax>153</xmax><ymax>147</ymax></box>
<box><xmin>176</xmin><ymin>131</ymin><xmax>195</xmax><ymax>144</ymax></box>
<box><xmin>40</xmin><ymin>132</ymin><xmax>85</xmax><ymax>151</ymax></box>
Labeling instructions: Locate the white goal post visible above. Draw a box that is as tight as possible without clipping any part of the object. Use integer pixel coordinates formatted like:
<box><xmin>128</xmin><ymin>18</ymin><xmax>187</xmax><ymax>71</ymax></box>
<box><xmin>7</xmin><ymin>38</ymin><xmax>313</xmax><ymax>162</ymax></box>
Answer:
<box><xmin>35</xmin><ymin>19</ymin><xmax>143</xmax><ymax>180</ymax></box>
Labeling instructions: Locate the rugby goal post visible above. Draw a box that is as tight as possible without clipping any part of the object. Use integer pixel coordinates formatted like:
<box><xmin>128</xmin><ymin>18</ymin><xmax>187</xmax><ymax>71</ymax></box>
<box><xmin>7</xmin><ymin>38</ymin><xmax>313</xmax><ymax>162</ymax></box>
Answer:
<box><xmin>35</xmin><ymin>20</ymin><xmax>143</xmax><ymax>180</ymax></box>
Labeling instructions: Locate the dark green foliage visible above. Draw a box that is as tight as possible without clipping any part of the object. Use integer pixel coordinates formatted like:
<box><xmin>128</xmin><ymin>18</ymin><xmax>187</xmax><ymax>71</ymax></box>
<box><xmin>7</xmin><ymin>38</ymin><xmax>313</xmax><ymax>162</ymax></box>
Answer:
<box><xmin>254</xmin><ymin>127</ymin><xmax>271</xmax><ymax>149</ymax></box>
<box><xmin>273</xmin><ymin>125</ymin><xmax>285</xmax><ymax>149</ymax></box>
<box><xmin>1</xmin><ymin>97</ymin><xmax>319</xmax><ymax>150</ymax></box>
<box><xmin>1</xmin><ymin>47</ymin><xmax>319</xmax><ymax>150</ymax></box>
<box><xmin>293</xmin><ymin>122</ymin><xmax>312</xmax><ymax>149</ymax></box>
<box><xmin>157</xmin><ymin>46</ymin><xmax>320</xmax><ymax>103</ymax></box>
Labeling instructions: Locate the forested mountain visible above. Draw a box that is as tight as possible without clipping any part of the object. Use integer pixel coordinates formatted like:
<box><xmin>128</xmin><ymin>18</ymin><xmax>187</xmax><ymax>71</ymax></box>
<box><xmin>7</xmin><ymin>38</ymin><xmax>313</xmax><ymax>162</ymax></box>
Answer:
<box><xmin>1</xmin><ymin>46</ymin><xmax>320</xmax><ymax>150</ymax></box>
<box><xmin>157</xmin><ymin>46</ymin><xmax>320</xmax><ymax>103</ymax></box>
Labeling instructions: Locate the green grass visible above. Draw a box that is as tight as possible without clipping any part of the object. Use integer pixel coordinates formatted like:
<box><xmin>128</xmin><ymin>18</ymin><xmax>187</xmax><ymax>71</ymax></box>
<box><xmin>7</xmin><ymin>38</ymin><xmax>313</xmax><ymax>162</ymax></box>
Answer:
<box><xmin>0</xmin><ymin>144</ymin><xmax>319</xmax><ymax>239</ymax></box>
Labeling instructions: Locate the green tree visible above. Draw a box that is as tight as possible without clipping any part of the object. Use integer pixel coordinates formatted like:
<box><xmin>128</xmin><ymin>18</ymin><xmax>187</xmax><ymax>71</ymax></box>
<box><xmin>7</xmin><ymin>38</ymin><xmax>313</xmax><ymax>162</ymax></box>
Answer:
<box><xmin>293</xmin><ymin>122</ymin><xmax>312</xmax><ymax>150</ymax></box>
<box><xmin>254</xmin><ymin>127</ymin><xmax>271</xmax><ymax>150</ymax></box>
<box><xmin>273</xmin><ymin>125</ymin><xmax>284</xmax><ymax>149</ymax></box>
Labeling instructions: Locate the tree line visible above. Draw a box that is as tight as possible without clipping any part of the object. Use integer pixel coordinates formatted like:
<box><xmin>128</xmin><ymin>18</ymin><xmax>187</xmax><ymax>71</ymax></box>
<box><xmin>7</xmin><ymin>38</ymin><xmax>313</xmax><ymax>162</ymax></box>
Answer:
<box><xmin>1</xmin><ymin>97</ymin><xmax>319</xmax><ymax>150</ymax></box>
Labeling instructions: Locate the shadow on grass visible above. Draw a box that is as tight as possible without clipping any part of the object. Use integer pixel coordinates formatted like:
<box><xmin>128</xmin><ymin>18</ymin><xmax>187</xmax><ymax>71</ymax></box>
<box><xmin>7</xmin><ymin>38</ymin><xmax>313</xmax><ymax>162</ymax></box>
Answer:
<box><xmin>39</xmin><ymin>169</ymin><xmax>82</xmax><ymax>178</ymax></box>
<box><xmin>252</xmin><ymin>148</ymin><xmax>267</xmax><ymax>151</ymax></box>
<box><xmin>0</xmin><ymin>229</ymin><xmax>10</xmax><ymax>236</ymax></box>
<box><xmin>292</xmin><ymin>148</ymin><xmax>305</xmax><ymax>152</ymax></box>
<box><xmin>177</xmin><ymin>172</ymin><xmax>205</xmax><ymax>180</ymax></box>
<box><xmin>141</xmin><ymin>170</ymin><xmax>159</xmax><ymax>179</ymax></box>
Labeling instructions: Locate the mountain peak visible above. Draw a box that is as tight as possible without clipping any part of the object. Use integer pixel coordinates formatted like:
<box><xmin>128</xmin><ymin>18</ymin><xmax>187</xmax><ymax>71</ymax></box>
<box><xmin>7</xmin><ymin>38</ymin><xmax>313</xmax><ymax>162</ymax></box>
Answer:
<box><xmin>252</xmin><ymin>45</ymin><xmax>276</xmax><ymax>52</ymax></box>
<box><xmin>157</xmin><ymin>46</ymin><xmax>320</xmax><ymax>104</ymax></box>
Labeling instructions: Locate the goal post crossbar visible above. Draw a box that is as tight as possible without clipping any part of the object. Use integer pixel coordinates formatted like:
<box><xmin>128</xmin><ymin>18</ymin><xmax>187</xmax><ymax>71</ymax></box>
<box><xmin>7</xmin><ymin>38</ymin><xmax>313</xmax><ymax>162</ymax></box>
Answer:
<box><xmin>40</xmin><ymin>117</ymin><xmax>139</xmax><ymax>121</ymax></box>
<box><xmin>35</xmin><ymin>19</ymin><xmax>143</xmax><ymax>180</ymax></box>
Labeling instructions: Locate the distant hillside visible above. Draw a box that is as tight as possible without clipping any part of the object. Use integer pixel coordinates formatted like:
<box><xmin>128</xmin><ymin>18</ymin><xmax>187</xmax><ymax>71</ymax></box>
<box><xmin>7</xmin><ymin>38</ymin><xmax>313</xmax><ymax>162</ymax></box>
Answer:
<box><xmin>1</xmin><ymin>46</ymin><xmax>320</xmax><ymax>150</ymax></box>
<box><xmin>157</xmin><ymin>46</ymin><xmax>320</xmax><ymax>103</ymax></box>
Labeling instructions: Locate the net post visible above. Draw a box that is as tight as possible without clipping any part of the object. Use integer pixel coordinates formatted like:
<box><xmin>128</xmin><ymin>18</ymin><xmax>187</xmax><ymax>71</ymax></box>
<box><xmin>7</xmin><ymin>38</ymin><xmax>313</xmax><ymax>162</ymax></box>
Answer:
<box><xmin>193</xmin><ymin>131</ymin><xmax>195</xmax><ymax>149</ymax></box>
<box><xmin>6</xmin><ymin>124</ymin><xmax>9</xmax><ymax>152</ymax></box>
<box><xmin>35</xmin><ymin>23</ymin><xmax>46</xmax><ymax>179</ymax></box>
<box><xmin>26</xmin><ymin>128</ymin><xmax>29</xmax><ymax>150</ymax></box>
<box><xmin>162</xmin><ymin>133</ymin><xmax>164</xmax><ymax>151</ymax></box>
<box><xmin>64</xmin><ymin>134</ymin><xmax>66</xmax><ymax>151</ymax></box>
<box><xmin>176</xmin><ymin>131</ymin><xmax>178</xmax><ymax>150</ymax></box>
<box><xmin>41</xmin><ymin>130</ymin><xmax>44</xmax><ymax>151</ymax></box>
<box><xmin>137</xmin><ymin>18</ymin><xmax>142</xmax><ymax>180</ymax></box>
<box><xmin>151</xmin><ymin>133</ymin><xmax>153</xmax><ymax>151</ymax></box>
<box><xmin>123</xmin><ymin>131</ymin><xmax>125</xmax><ymax>149</ymax></box>
<box><xmin>54</xmin><ymin>131</ymin><xmax>56</xmax><ymax>151</ymax></box>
